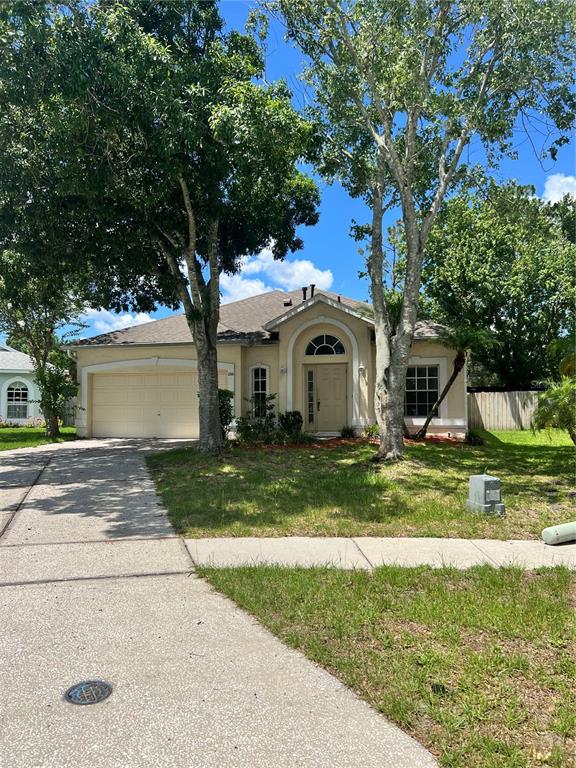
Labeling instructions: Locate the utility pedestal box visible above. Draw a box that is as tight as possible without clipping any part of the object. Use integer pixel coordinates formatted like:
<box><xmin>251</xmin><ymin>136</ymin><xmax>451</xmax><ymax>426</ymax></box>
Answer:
<box><xmin>467</xmin><ymin>474</ymin><xmax>505</xmax><ymax>516</ymax></box>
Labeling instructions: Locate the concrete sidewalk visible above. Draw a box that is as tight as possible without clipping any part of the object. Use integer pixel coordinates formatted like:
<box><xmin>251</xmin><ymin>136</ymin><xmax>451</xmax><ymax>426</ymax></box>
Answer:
<box><xmin>186</xmin><ymin>535</ymin><xmax>576</xmax><ymax>570</ymax></box>
<box><xmin>0</xmin><ymin>440</ymin><xmax>436</xmax><ymax>768</ymax></box>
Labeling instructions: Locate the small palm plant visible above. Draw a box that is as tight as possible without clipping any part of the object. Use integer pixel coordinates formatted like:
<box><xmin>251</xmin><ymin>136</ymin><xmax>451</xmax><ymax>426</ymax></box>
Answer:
<box><xmin>532</xmin><ymin>377</ymin><xmax>576</xmax><ymax>446</ymax></box>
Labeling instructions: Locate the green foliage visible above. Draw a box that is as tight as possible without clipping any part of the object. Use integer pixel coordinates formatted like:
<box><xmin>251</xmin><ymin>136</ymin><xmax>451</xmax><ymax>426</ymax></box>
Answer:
<box><xmin>236</xmin><ymin>399</ymin><xmax>309</xmax><ymax>445</ymax></box>
<box><xmin>235</xmin><ymin>393</ymin><xmax>278</xmax><ymax>445</ymax></box>
<box><xmin>273</xmin><ymin>0</ymin><xmax>575</xmax><ymax>457</ymax></box>
<box><xmin>277</xmin><ymin>410</ymin><xmax>303</xmax><ymax>439</ymax></box>
<box><xmin>274</xmin><ymin>0</ymin><xmax>575</xmax><ymax>230</ymax></box>
<box><xmin>340</xmin><ymin>425</ymin><xmax>356</xmax><ymax>438</ymax></box>
<box><xmin>34</xmin><ymin>348</ymin><xmax>78</xmax><ymax>426</ymax></box>
<box><xmin>549</xmin><ymin>334</ymin><xmax>576</xmax><ymax>379</ymax></box>
<box><xmin>423</xmin><ymin>184</ymin><xmax>576</xmax><ymax>387</ymax></box>
<box><xmin>363</xmin><ymin>423</ymin><xmax>380</xmax><ymax>440</ymax></box>
<box><xmin>533</xmin><ymin>378</ymin><xmax>576</xmax><ymax>446</ymax></box>
<box><xmin>465</xmin><ymin>428</ymin><xmax>485</xmax><ymax>446</ymax></box>
<box><xmin>0</xmin><ymin>0</ymin><xmax>320</xmax><ymax>452</ymax></box>
<box><xmin>218</xmin><ymin>389</ymin><xmax>234</xmax><ymax>441</ymax></box>
<box><xmin>0</xmin><ymin>250</ymin><xmax>83</xmax><ymax>436</ymax></box>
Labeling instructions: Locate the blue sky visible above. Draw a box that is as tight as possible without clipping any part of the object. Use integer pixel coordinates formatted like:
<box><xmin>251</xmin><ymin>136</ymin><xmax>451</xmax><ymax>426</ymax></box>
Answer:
<box><xmin>78</xmin><ymin>2</ymin><xmax>576</xmax><ymax>336</ymax></box>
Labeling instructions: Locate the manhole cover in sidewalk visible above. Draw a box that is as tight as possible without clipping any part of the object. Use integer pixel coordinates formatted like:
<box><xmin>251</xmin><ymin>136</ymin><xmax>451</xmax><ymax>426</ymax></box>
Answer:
<box><xmin>65</xmin><ymin>680</ymin><xmax>113</xmax><ymax>705</ymax></box>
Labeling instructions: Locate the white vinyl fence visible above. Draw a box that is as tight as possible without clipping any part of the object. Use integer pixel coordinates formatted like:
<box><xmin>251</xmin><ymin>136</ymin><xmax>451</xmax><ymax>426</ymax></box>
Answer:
<box><xmin>468</xmin><ymin>390</ymin><xmax>540</xmax><ymax>431</ymax></box>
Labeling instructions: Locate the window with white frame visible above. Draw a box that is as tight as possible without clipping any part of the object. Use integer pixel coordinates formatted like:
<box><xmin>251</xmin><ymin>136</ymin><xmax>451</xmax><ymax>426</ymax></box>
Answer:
<box><xmin>251</xmin><ymin>367</ymin><xmax>268</xmax><ymax>418</ymax></box>
<box><xmin>404</xmin><ymin>366</ymin><xmax>439</xmax><ymax>418</ymax></box>
<box><xmin>7</xmin><ymin>381</ymin><xmax>29</xmax><ymax>420</ymax></box>
<box><xmin>305</xmin><ymin>334</ymin><xmax>345</xmax><ymax>355</ymax></box>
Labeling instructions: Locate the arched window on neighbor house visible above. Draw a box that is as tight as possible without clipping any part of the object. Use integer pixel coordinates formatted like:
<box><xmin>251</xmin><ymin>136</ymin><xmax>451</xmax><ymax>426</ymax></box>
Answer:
<box><xmin>305</xmin><ymin>334</ymin><xmax>345</xmax><ymax>356</ymax></box>
<box><xmin>7</xmin><ymin>381</ymin><xmax>29</xmax><ymax>420</ymax></box>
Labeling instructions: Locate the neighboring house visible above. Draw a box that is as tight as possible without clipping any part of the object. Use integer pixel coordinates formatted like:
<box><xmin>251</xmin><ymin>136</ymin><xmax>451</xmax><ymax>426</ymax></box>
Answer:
<box><xmin>0</xmin><ymin>344</ymin><xmax>41</xmax><ymax>424</ymax></box>
<box><xmin>67</xmin><ymin>288</ymin><xmax>467</xmax><ymax>439</ymax></box>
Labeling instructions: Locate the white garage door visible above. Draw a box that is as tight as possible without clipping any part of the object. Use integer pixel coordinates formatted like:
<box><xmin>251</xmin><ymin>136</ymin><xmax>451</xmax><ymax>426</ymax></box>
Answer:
<box><xmin>91</xmin><ymin>369</ymin><xmax>228</xmax><ymax>438</ymax></box>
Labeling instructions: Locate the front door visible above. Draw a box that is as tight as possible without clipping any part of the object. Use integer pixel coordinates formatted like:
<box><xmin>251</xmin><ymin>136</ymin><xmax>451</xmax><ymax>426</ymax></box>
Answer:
<box><xmin>313</xmin><ymin>364</ymin><xmax>348</xmax><ymax>432</ymax></box>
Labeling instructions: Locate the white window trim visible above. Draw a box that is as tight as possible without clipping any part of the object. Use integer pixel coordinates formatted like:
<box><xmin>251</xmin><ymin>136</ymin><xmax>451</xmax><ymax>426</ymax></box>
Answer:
<box><xmin>286</xmin><ymin>316</ymin><xmax>362</xmax><ymax>425</ymax></box>
<box><xmin>403</xmin><ymin>356</ymin><xmax>448</xmax><ymax>424</ymax></box>
<box><xmin>249</xmin><ymin>364</ymin><xmax>270</xmax><ymax>417</ymax></box>
<box><xmin>78</xmin><ymin>357</ymin><xmax>235</xmax><ymax>431</ymax></box>
<box><xmin>305</xmin><ymin>334</ymin><xmax>346</xmax><ymax>357</ymax></box>
<box><xmin>249</xmin><ymin>364</ymin><xmax>270</xmax><ymax>397</ymax></box>
<box><xmin>1</xmin><ymin>377</ymin><xmax>34</xmax><ymax>423</ymax></box>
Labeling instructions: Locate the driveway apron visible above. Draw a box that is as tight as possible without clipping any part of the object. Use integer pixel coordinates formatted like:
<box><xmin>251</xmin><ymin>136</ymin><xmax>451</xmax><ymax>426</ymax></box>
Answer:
<box><xmin>0</xmin><ymin>440</ymin><xmax>437</xmax><ymax>768</ymax></box>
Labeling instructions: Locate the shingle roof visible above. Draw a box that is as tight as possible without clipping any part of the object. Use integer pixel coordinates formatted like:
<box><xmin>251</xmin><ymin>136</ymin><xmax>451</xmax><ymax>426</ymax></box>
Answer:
<box><xmin>70</xmin><ymin>289</ymin><xmax>444</xmax><ymax>347</ymax></box>
<box><xmin>0</xmin><ymin>346</ymin><xmax>35</xmax><ymax>372</ymax></box>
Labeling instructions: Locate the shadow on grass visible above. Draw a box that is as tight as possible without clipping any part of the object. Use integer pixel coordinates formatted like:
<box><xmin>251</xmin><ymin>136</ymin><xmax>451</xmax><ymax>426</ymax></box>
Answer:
<box><xmin>0</xmin><ymin>427</ymin><xmax>77</xmax><ymax>450</ymax></box>
<box><xmin>148</xmin><ymin>435</ymin><xmax>574</xmax><ymax>536</ymax></box>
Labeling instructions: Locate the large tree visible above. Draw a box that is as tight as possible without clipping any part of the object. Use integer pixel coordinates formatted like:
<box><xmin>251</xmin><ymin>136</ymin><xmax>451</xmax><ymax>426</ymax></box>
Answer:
<box><xmin>1</xmin><ymin>0</ymin><xmax>319</xmax><ymax>453</ymax></box>
<box><xmin>422</xmin><ymin>184</ymin><xmax>576</xmax><ymax>388</ymax></box>
<box><xmin>273</xmin><ymin>0</ymin><xmax>575</xmax><ymax>460</ymax></box>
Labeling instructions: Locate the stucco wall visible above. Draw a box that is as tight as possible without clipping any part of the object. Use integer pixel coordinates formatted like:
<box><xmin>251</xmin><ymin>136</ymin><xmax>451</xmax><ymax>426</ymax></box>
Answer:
<box><xmin>242</xmin><ymin>345</ymin><xmax>280</xmax><ymax>416</ymax></box>
<box><xmin>372</xmin><ymin>339</ymin><xmax>467</xmax><ymax>435</ymax></box>
<box><xmin>72</xmin><ymin>306</ymin><xmax>467</xmax><ymax>436</ymax></box>
<box><xmin>74</xmin><ymin>344</ymin><xmax>242</xmax><ymax>437</ymax></box>
<box><xmin>0</xmin><ymin>372</ymin><xmax>41</xmax><ymax>422</ymax></box>
<box><xmin>274</xmin><ymin>300</ymin><xmax>374</xmax><ymax>428</ymax></box>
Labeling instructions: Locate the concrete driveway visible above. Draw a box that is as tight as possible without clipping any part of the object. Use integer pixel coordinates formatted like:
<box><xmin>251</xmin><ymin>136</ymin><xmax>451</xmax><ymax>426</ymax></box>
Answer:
<box><xmin>0</xmin><ymin>440</ymin><xmax>437</xmax><ymax>768</ymax></box>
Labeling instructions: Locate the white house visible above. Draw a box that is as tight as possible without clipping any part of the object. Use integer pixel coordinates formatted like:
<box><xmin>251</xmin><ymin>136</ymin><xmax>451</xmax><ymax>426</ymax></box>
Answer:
<box><xmin>0</xmin><ymin>344</ymin><xmax>41</xmax><ymax>424</ymax></box>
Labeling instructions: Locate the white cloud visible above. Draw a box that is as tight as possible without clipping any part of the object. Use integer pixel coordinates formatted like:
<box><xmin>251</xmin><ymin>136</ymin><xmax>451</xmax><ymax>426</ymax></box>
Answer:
<box><xmin>81</xmin><ymin>308</ymin><xmax>153</xmax><ymax>335</ymax></box>
<box><xmin>220</xmin><ymin>247</ymin><xmax>334</xmax><ymax>304</ymax></box>
<box><xmin>241</xmin><ymin>247</ymin><xmax>333</xmax><ymax>291</ymax></box>
<box><xmin>541</xmin><ymin>173</ymin><xmax>576</xmax><ymax>203</ymax></box>
<box><xmin>220</xmin><ymin>274</ymin><xmax>275</xmax><ymax>304</ymax></box>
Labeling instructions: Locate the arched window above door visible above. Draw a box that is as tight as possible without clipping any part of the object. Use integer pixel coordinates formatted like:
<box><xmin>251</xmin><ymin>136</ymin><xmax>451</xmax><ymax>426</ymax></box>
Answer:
<box><xmin>305</xmin><ymin>334</ymin><xmax>345</xmax><ymax>356</ymax></box>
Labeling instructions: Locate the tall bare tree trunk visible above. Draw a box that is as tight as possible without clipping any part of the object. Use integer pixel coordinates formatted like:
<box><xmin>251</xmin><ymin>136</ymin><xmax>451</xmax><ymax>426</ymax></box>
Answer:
<box><xmin>368</xmin><ymin>171</ymin><xmax>406</xmax><ymax>460</ymax></box>
<box><xmin>195</xmin><ymin>339</ymin><xmax>223</xmax><ymax>454</ymax></box>
<box><xmin>369</xmin><ymin>158</ymin><xmax>424</xmax><ymax>462</ymax></box>
<box><xmin>159</xmin><ymin>180</ymin><xmax>224</xmax><ymax>454</ymax></box>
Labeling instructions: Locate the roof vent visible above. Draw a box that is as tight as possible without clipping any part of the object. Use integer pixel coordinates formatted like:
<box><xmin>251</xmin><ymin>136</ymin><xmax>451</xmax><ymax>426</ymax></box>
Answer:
<box><xmin>310</xmin><ymin>283</ymin><xmax>315</xmax><ymax>298</ymax></box>
<box><xmin>283</xmin><ymin>298</ymin><xmax>293</xmax><ymax>307</ymax></box>
<box><xmin>302</xmin><ymin>286</ymin><xmax>308</xmax><ymax>301</ymax></box>
<box><xmin>337</xmin><ymin>295</ymin><xmax>341</xmax><ymax>303</ymax></box>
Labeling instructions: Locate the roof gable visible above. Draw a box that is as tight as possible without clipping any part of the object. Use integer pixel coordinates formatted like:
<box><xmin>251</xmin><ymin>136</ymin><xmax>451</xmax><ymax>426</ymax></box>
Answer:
<box><xmin>263</xmin><ymin>292</ymin><xmax>374</xmax><ymax>330</ymax></box>
<box><xmin>67</xmin><ymin>287</ymin><xmax>446</xmax><ymax>347</ymax></box>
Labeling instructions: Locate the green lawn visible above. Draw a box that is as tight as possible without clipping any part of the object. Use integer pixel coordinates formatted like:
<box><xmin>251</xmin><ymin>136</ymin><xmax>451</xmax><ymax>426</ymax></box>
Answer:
<box><xmin>147</xmin><ymin>430</ymin><xmax>575</xmax><ymax>539</ymax></box>
<box><xmin>200</xmin><ymin>565</ymin><xmax>576</xmax><ymax>768</ymax></box>
<box><xmin>0</xmin><ymin>426</ymin><xmax>77</xmax><ymax>451</ymax></box>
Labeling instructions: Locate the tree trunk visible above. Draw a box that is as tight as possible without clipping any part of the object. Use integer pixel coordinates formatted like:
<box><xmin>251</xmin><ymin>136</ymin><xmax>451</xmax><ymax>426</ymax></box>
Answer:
<box><xmin>196</xmin><ymin>341</ymin><xmax>223</xmax><ymax>454</ymax></box>
<box><xmin>374</xmin><ymin>231</ymin><xmax>423</xmax><ymax>460</ymax></box>
<box><xmin>46</xmin><ymin>411</ymin><xmax>60</xmax><ymax>438</ymax></box>
<box><xmin>412</xmin><ymin>351</ymin><xmax>466</xmax><ymax>440</ymax></box>
<box><xmin>374</xmin><ymin>358</ymin><xmax>407</xmax><ymax>460</ymax></box>
<box><xmin>158</xmin><ymin>183</ymin><xmax>224</xmax><ymax>455</ymax></box>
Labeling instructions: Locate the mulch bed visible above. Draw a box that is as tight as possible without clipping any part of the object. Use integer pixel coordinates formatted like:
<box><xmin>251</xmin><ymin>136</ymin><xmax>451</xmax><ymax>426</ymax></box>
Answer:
<box><xmin>237</xmin><ymin>435</ymin><xmax>463</xmax><ymax>451</ymax></box>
